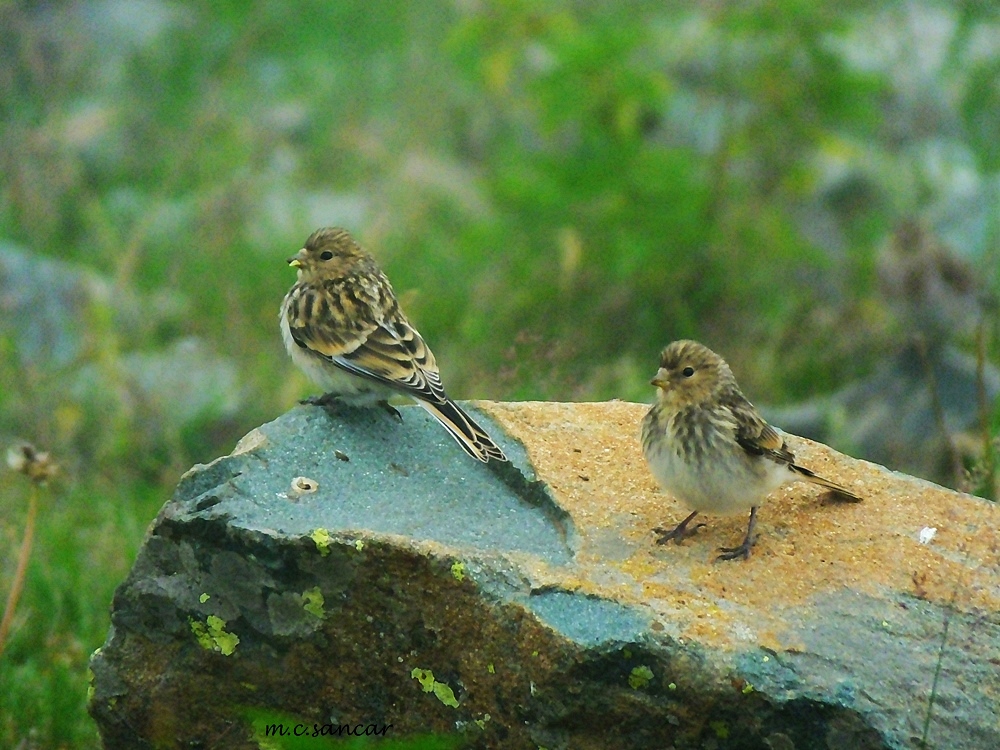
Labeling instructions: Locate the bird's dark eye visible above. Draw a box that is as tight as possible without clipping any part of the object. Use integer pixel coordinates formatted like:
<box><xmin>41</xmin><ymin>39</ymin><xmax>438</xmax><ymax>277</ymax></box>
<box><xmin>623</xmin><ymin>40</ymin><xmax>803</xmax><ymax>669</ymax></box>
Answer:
<box><xmin>320</xmin><ymin>250</ymin><xmax>334</xmax><ymax>261</ymax></box>
<box><xmin>682</xmin><ymin>366</ymin><xmax>695</xmax><ymax>377</ymax></box>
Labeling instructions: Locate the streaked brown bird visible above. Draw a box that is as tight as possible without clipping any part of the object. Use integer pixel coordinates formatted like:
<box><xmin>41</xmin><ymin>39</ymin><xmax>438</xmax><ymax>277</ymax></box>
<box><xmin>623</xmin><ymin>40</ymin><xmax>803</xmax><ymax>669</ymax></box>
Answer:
<box><xmin>641</xmin><ymin>340</ymin><xmax>861</xmax><ymax>560</ymax></box>
<box><xmin>280</xmin><ymin>227</ymin><xmax>507</xmax><ymax>463</ymax></box>
<box><xmin>877</xmin><ymin>218</ymin><xmax>988</xmax><ymax>345</ymax></box>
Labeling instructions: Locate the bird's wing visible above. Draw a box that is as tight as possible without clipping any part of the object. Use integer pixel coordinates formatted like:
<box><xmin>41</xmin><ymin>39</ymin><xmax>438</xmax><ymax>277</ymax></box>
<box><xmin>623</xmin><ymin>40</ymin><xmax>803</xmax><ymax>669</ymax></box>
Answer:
<box><xmin>333</xmin><ymin>323</ymin><xmax>509</xmax><ymax>462</ymax></box>
<box><xmin>725</xmin><ymin>391</ymin><xmax>862</xmax><ymax>501</ymax></box>
<box><xmin>725</xmin><ymin>393</ymin><xmax>796</xmax><ymax>464</ymax></box>
<box><xmin>285</xmin><ymin>281</ymin><xmax>448</xmax><ymax>404</ymax></box>
<box><xmin>286</xmin><ymin>282</ymin><xmax>506</xmax><ymax>462</ymax></box>
<box><xmin>336</xmin><ymin>317</ymin><xmax>449</xmax><ymax>404</ymax></box>
<box><xmin>284</xmin><ymin>281</ymin><xmax>381</xmax><ymax>354</ymax></box>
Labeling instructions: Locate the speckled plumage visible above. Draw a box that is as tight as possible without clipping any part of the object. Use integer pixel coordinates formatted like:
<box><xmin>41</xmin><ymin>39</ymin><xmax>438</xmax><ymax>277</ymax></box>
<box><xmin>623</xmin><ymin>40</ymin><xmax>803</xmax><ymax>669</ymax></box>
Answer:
<box><xmin>280</xmin><ymin>227</ymin><xmax>506</xmax><ymax>463</ymax></box>
<box><xmin>641</xmin><ymin>340</ymin><xmax>860</xmax><ymax>560</ymax></box>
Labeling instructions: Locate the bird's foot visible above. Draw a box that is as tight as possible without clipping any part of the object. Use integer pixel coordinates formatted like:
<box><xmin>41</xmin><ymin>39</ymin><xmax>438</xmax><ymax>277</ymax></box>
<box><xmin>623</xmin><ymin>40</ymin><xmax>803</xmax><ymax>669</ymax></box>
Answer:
<box><xmin>378</xmin><ymin>400</ymin><xmax>403</xmax><ymax>421</ymax></box>
<box><xmin>300</xmin><ymin>392</ymin><xmax>340</xmax><ymax>408</ymax></box>
<box><xmin>653</xmin><ymin>511</ymin><xmax>704</xmax><ymax>545</ymax></box>
<box><xmin>715</xmin><ymin>506</ymin><xmax>758</xmax><ymax>562</ymax></box>
<box><xmin>653</xmin><ymin>523</ymin><xmax>706</xmax><ymax>545</ymax></box>
<box><xmin>715</xmin><ymin>538</ymin><xmax>754</xmax><ymax>561</ymax></box>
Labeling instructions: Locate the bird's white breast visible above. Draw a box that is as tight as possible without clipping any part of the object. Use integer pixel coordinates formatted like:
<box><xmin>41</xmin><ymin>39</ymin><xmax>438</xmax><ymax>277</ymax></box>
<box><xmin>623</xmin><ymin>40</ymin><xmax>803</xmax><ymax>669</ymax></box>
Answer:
<box><xmin>643</xmin><ymin>418</ymin><xmax>791</xmax><ymax>515</ymax></box>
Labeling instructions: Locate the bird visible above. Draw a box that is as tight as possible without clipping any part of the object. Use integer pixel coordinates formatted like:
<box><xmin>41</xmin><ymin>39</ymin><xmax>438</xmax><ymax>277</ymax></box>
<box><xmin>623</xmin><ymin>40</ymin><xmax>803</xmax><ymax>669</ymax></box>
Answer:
<box><xmin>640</xmin><ymin>340</ymin><xmax>860</xmax><ymax>560</ymax></box>
<box><xmin>280</xmin><ymin>227</ymin><xmax>507</xmax><ymax>463</ymax></box>
<box><xmin>876</xmin><ymin>217</ymin><xmax>988</xmax><ymax>347</ymax></box>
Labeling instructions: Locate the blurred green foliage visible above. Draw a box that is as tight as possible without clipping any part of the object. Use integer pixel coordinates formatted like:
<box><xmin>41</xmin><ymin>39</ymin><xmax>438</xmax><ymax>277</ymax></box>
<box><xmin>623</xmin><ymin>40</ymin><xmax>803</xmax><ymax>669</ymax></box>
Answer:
<box><xmin>1</xmin><ymin>0</ymin><xmax>999</xmax><ymax>746</ymax></box>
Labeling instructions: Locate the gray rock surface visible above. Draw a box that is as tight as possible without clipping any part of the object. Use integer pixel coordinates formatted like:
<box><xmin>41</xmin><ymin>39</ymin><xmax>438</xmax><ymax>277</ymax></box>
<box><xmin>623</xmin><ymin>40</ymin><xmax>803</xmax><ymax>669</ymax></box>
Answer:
<box><xmin>769</xmin><ymin>342</ymin><xmax>999</xmax><ymax>486</ymax></box>
<box><xmin>89</xmin><ymin>401</ymin><xmax>1000</xmax><ymax>749</ymax></box>
<box><xmin>0</xmin><ymin>243</ymin><xmax>240</xmax><ymax>458</ymax></box>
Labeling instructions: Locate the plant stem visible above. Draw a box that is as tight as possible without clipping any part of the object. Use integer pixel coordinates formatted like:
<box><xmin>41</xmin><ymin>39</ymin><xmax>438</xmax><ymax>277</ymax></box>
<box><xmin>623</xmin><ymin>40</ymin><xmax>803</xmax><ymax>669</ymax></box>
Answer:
<box><xmin>0</xmin><ymin>484</ymin><xmax>38</xmax><ymax>659</ymax></box>
<box><xmin>975</xmin><ymin>317</ymin><xmax>995</xmax><ymax>499</ymax></box>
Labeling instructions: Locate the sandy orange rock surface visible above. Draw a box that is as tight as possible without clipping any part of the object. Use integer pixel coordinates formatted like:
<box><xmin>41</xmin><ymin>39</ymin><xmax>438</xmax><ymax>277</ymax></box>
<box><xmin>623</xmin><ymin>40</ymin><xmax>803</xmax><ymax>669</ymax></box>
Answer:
<box><xmin>483</xmin><ymin>400</ymin><xmax>999</xmax><ymax>651</ymax></box>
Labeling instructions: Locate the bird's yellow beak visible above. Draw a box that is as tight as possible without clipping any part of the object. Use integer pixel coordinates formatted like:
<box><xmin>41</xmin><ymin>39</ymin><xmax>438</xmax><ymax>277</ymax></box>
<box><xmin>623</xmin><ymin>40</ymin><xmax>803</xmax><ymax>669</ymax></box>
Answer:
<box><xmin>287</xmin><ymin>249</ymin><xmax>307</xmax><ymax>268</ymax></box>
<box><xmin>650</xmin><ymin>372</ymin><xmax>669</xmax><ymax>389</ymax></box>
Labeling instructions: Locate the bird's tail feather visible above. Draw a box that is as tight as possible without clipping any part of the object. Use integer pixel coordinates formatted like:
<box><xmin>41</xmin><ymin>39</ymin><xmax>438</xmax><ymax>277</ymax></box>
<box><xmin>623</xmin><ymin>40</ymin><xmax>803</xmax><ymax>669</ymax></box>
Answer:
<box><xmin>419</xmin><ymin>399</ymin><xmax>508</xmax><ymax>463</ymax></box>
<box><xmin>790</xmin><ymin>464</ymin><xmax>862</xmax><ymax>501</ymax></box>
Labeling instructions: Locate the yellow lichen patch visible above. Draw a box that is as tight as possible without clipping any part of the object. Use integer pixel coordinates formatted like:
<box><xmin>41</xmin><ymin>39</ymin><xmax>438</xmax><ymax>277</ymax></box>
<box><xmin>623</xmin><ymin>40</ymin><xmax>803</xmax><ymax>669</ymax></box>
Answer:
<box><xmin>310</xmin><ymin>528</ymin><xmax>333</xmax><ymax>557</ymax></box>
<box><xmin>628</xmin><ymin>665</ymin><xmax>654</xmax><ymax>689</ymax></box>
<box><xmin>302</xmin><ymin>587</ymin><xmax>325</xmax><ymax>619</ymax></box>
<box><xmin>189</xmin><ymin>615</ymin><xmax>240</xmax><ymax>656</ymax></box>
<box><xmin>432</xmin><ymin>682</ymin><xmax>459</xmax><ymax>708</ymax></box>
<box><xmin>451</xmin><ymin>561</ymin><xmax>465</xmax><ymax>582</ymax></box>
<box><xmin>709</xmin><ymin>720</ymin><xmax>730</xmax><ymax>739</ymax></box>
<box><xmin>410</xmin><ymin>668</ymin><xmax>460</xmax><ymax>708</ymax></box>
<box><xmin>619</xmin><ymin>554</ymin><xmax>662</xmax><ymax>583</ymax></box>
<box><xmin>411</xmin><ymin>667</ymin><xmax>435</xmax><ymax>692</ymax></box>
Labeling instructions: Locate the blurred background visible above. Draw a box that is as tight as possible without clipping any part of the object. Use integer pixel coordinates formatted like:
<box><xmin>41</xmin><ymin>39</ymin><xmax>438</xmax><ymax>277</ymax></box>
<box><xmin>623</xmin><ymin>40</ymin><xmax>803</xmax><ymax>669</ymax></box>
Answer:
<box><xmin>1</xmin><ymin>0</ymin><xmax>998</xmax><ymax>745</ymax></box>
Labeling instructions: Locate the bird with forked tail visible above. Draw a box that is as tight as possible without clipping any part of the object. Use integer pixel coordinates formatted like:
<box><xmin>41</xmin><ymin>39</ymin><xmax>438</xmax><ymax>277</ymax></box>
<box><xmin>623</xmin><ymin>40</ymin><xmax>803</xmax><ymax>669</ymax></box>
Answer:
<box><xmin>280</xmin><ymin>227</ymin><xmax>506</xmax><ymax>463</ymax></box>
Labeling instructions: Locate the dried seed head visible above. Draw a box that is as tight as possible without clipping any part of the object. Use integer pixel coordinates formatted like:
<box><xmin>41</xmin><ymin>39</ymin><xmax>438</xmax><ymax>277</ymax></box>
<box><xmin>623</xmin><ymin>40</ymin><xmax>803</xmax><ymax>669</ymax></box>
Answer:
<box><xmin>6</xmin><ymin>442</ymin><xmax>58</xmax><ymax>485</ymax></box>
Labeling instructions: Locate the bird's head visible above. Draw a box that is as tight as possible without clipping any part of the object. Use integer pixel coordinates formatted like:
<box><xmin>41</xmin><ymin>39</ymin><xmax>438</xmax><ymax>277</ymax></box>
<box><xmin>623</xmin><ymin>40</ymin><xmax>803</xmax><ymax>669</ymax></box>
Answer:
<box><xmin>287</xmin><ymin>227</ymin><xmax>375</xmax><ymax>281</ymax></box>
<box><xmin>650</xmin><ymin>340</ymin><xmax>735</xmax><ymax>408</ymax></box>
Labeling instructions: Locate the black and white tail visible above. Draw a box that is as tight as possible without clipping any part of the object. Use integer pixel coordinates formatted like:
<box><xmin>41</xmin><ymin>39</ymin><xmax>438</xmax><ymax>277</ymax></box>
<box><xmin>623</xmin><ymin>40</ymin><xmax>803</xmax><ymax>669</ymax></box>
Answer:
<box><xmin>419</xmin><ymin>398</ymin><xmax>507</xmax><ymax>463</ymax></box>
<box><xmin>789</xmin><ymin>464</ymin><xmax>862</xmax><ymax>501</ymax></box>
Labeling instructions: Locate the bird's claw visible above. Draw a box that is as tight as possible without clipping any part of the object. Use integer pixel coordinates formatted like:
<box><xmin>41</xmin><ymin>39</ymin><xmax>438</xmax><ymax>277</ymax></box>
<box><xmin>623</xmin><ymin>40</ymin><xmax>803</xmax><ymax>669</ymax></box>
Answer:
<box><xmin>300</xmin><ymin>393</ymin><xmax>339</xmax><ymax>408</ymax></box>
<box><xmin>379</xmin><ymin>401</ymin><xmax>403</xmax><ymax>421</ymax></box>
<box><xmin>653</xmin><ymin>521</ymin><xmax>705</xmax><ymax>545</ymax></box>
<box><xmin>715</xmin><ymin>539</ymin><xmax>754</xmax><ymax>561</ymax></box>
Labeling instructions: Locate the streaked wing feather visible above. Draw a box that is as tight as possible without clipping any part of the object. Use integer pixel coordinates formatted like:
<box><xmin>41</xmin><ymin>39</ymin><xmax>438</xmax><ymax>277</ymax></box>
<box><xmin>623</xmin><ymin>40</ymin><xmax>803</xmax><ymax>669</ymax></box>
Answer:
<box><xmin>752</xmin><ymin>423</ymin><xmax>787</xmax><ymax>454</ymax></box>
<box><xmin>340</xmin><ymin>320</ymin><xmax>448</xmax><ymax>404</ymax></box>
<box><xmin>285</xmin><ymin>284</ymin><xmax>375</xmax><ymax>357</ymax></box>
<box><xmin>286</xmin><ymin>280</ymin><xmax>447</xmax><ymax>403</ymax></box>
<box><xmin>311</xmin><ymin>323</ymin><xmax>507</xmax><ymax>463</ymax></box>
<box><xmin>331</xmin><ymin>321</ymin><xmax>507</xmax><ymax>463</ymax></box>
<box><xmin>724</xmin><ymin>389</ymin><xmax>862</xmax><ymax>501</ymax></box>
<box><xmin>726</xmin><ymin>393</ymin><xmax>795</xmax><ymax>464</ymax></box>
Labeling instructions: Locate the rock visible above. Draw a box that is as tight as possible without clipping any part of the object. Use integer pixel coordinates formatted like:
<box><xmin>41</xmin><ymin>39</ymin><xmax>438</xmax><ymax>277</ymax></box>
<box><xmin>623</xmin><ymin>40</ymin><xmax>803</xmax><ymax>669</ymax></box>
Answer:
<box><xmin>769</xmin><ymin>216</ymin><xmax>998</xmax><ymax>490</ymax></box>
<box><xmin>768</xmin><ymin>342</ymin><xmax>999</xmax><ymax>487</ymax></box>
<box><xmin>0</xmin><ymin>243</ymin><xmax>241</xmax><ymax>462</ymax></box>
<box><xmin>0</xmin><ymin>242</ymin><xmax>186</xmax><ymax>369</ymax></box>
<box><xmin>71</xmin><ymin>337</ymin><xmax>242</xmax><ymax>442</ymax></box>
<box><xmin>89</xmin><ymin>401</ymin><xmax>1000</xmax><ymax>749</ymax></box>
